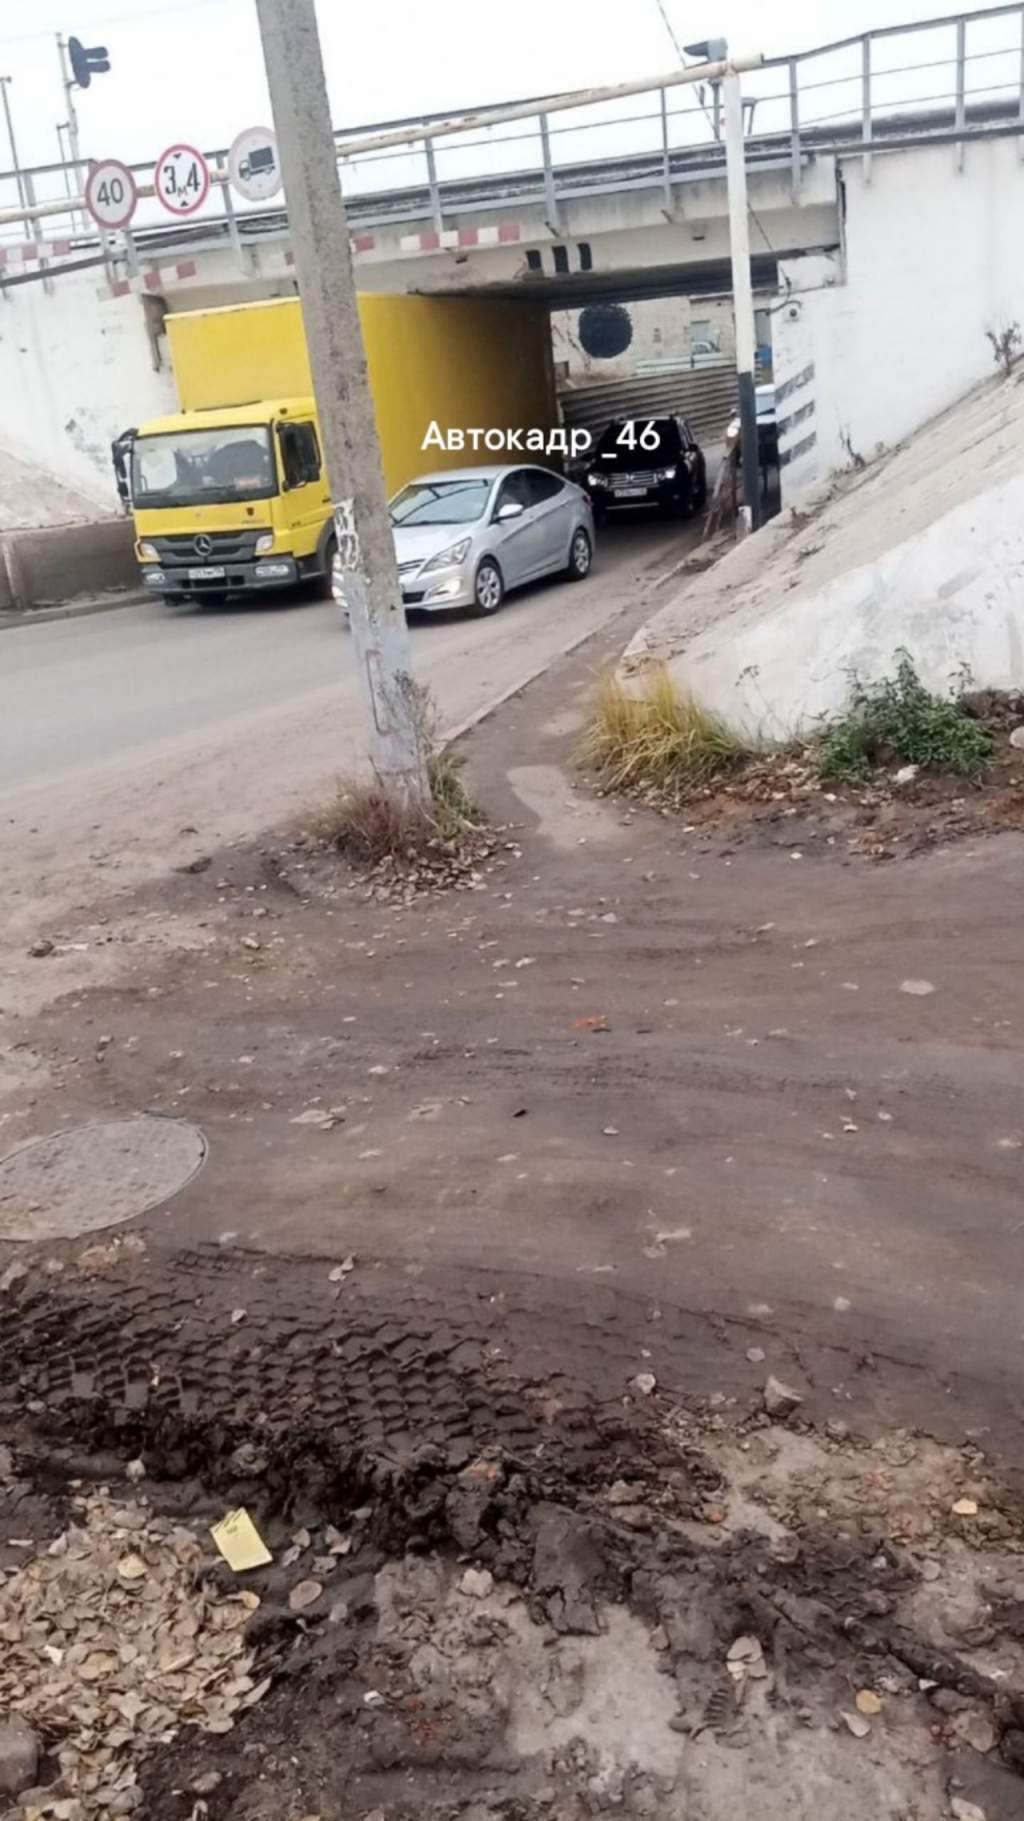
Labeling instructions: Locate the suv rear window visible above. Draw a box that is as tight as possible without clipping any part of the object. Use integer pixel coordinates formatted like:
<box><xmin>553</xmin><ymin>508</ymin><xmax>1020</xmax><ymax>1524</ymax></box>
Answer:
<box><xmin>593</xmin><ymin>419</ymin><xmax>683</xmax><ymax>466</ymax></box>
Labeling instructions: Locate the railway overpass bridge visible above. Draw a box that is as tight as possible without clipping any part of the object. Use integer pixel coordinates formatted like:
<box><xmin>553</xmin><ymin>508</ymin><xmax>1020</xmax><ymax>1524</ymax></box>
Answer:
<box><xmin>2</xmin><ymin>3</ymin><xmax>1024</xmax><ymax>509</ymax></box>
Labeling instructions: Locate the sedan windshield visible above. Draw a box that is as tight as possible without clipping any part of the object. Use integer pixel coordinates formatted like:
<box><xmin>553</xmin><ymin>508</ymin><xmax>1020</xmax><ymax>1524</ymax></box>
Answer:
<box><xmin>391</xmin><ymin>478</ymin><xmax>491</xmax><ymax>527</ymax></box>
<box><xmin>131</xmin><ymin>426</ymin><xmax>276</xmax><ymax>508</ymax></box>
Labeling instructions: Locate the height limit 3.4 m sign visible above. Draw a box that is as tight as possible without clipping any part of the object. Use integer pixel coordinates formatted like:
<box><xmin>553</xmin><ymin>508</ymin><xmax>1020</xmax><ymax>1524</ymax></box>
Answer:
<box><xmin>154</xmin><ymin>143</ymin><xmax>211</xmax><ymax>217</ymax></box>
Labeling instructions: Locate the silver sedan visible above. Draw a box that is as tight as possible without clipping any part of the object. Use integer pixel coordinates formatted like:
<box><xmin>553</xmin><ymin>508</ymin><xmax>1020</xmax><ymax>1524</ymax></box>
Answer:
<box><xmin>333</xmin><ymin>463</ymin><xmax>595</xmax><ymax>618</ymax></box>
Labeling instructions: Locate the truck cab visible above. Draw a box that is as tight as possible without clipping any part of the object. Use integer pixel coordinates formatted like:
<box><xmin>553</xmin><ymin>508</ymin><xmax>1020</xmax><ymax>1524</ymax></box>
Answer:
<box><xmin>129</xmin><ymin>397</ymin><xmax>335</xmax><ymax>602</ymax></box>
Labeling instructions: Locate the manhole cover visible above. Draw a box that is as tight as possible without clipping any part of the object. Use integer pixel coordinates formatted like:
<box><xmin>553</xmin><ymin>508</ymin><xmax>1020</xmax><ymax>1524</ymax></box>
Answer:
<box><xmin>0</xmin><ymin>1118</ymin><xmax>207</xmax><ymax>1242</ymax></box>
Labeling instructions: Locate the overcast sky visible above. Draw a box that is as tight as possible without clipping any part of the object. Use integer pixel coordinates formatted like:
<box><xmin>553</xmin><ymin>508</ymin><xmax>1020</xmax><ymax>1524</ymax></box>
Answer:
<box><xmin>0</xmin><ymin>0</ymin><xmax>999</xmax><ymax>174</ymax></box>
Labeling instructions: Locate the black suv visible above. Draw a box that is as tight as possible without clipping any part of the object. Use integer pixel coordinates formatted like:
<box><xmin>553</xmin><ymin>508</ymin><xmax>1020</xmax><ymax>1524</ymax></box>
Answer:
<box><xmin>583</xmin><ymin>416</ymin><xmax>707</xmax><ymax>522</ymax></box>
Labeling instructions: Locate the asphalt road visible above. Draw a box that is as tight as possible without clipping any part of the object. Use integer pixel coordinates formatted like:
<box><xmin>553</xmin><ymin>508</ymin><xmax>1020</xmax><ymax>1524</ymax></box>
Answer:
<box><xmin>0</xmin><ymin>520</ymin><xmax>686</xmax><ymax>951</ymax></box>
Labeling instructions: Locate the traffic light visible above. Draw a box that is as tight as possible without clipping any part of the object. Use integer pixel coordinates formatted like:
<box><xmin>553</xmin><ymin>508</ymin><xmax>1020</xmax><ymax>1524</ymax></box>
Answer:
<box><xmin>67</xmin><ymin>36</ymin><xmax>111</xmax><ymax>89</ymax></box>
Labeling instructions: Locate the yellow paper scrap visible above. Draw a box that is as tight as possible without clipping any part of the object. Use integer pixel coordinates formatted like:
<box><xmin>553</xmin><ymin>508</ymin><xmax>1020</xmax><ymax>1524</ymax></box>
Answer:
<box><xmin>210</xmin><ymin>1507</ymin><xmax>273</xmax><ymax>1572</ymax></box>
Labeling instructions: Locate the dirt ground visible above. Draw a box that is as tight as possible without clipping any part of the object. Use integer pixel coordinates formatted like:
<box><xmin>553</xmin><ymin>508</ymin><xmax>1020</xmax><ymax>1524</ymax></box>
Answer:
<box><xmin>1</xmin><ymin>603</ymin><xmax>1023</xmax><ymax>1817</ymax></box>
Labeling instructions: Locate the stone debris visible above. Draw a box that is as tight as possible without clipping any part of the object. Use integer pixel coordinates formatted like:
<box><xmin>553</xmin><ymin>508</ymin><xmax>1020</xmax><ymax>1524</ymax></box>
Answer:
<box><xmin>28</xmin><ymin>940</ymin><xmax>54</xmax><ymax>959</ymax></box>
<box><xmin>630</xmin><ymin>1373</ymin><xmax>657</xmax><ymax>1397</ymax></box>
<box><xmin>0</xmin><ymin>1492</ymin><xmax>267</xmax><ymax>1816</ymax></box>
<box><xmin>726</xmin><ymin>1635</ymin><xmax>767</xmax><ymax>1683</ymax></box>
<box><xmin>0</xmin><ymin>1716</ymin><xmax>39</xmax><ymax>1797</ymax></box>
<box><xmin>841</xmin><ymin>1710</ymin><xmax>872</xmax><ymax>1738</ymax></box>
<box><xmin>763</xmin><ymin>1375</ymin><xmax>804</xmax><ymax>1419</ymax></box>
<box><xmin>899</xmin><ymin>979</ymin><xmax>936</xmax><ymax>997</ymax></box>
<box><xmin>950</xmin><ymin>1801</ymin><xmax>988</xmax><ymax>1821</ymax></box>
<box><xmin>288</xmin><ymin>1579</ymin><xmax>323</xmax><ymax>1613</ymax></box>
<box><xmin>458</xmin><ymin>1567</ymin><xmax>494</xmax><ymax>1600</ymax></box>
<box><xmin>855</xmin><ymin>1689</ymin><xmax>882</xmax><ymax>1716</ymax></box>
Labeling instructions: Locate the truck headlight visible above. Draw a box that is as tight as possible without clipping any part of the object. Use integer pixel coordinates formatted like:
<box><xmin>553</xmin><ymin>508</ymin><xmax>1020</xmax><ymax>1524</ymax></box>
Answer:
<box><xmin>254</xmin><ymin>533</ymin><xmax>275</xmax><ymax>556</ymax></box>
<box><xmin>421</xmin><ymin>538</ymin><xmax>471</xmax><ymax>573</ymax></box>
<box><xmin>137</xmin><ymin>541</ymin><xmax>158</xmax><ymax>561</ymax></box>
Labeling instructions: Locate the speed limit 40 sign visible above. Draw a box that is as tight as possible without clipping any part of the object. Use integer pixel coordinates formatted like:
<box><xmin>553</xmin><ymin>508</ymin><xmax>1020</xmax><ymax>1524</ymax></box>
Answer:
<box><xmin>154</xmin><ymin>143</ymin><xmax>211</xmax><ymax>217</ymax></box>
<box><xmin>85</xmin><ymin>159</ymin><xmax>138</xmax><ymax>231</ymax></box>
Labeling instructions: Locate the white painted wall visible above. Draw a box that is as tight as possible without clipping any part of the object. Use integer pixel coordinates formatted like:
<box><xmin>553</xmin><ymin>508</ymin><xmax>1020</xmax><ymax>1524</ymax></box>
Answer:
<box><xmin>775</xmin><ymin>135</ymin><xmax>1024</xmax><ymax>501</ymax></box>
<box><xmin>0</xmin><ymin>272</ymin><xmax>175</xmax><ymax>516</ymax></box>
<box><xmin>0</xmin><ymin>252</ymin><xmax>298</xmax><ymax>520</ymax></box>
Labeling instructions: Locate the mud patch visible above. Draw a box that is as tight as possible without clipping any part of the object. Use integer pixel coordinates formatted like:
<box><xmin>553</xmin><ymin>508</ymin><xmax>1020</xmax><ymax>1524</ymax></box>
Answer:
<box><xmin>0</xmin><ymin>1262</ymin><xmax>1022</xmax><ymax>1819</ymax></box>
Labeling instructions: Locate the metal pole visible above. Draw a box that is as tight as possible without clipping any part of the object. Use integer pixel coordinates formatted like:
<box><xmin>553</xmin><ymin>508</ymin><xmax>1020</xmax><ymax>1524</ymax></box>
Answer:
<box><xmin>659</xmin><ymin>88</ymin><xmax>673</xmax><ymax>210</ymax></box>
<box><xmin>788</xmin><ymin>59</ymin><xmax>801</xmax><ymax>197</ymax></box>
<box><xmin>254</xmin><ymin>0</ymin><xmax>428</xmax><ymax>804</ymax></box>
<box><xmin>0</xmin><ymin>78</ymin><xmax>29</xmax><ymax>236</ymax></box>
<box><xmin>57</xmin><ymin>123</ymin><xmax>75</xmax><ymax>204</ymax></box>
<box><xmin>955</xmin><ymin>15</ymin><xmax>967</xmax><ymax>171</ymax></box>
<box><xmin>862</xmin><ymin>35</ymin><xmax>873</xmax><ymax>183</ymax></box>
<box><xmin>539</xmin><ymin>113</ymin><xmax>560</xmax><ymax>233</ymax></box>
<box><xmin>722</xmin><ymin>61</ymin><xmax>759</xmax><ymax>532</ymax></box>
<box><xmin>57</xmin><ymin>36</ymin><xmax>85</xmax><ymax>229</ymax></box>
<box><xmin>1019</xmin><ymin>3</ymin><xmax>1024</xmax><ymax>162</ymax></box>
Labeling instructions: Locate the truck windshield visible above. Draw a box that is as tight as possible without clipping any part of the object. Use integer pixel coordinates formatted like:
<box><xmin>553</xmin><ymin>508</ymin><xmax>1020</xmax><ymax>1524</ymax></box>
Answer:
<box><xmin>390</xmin><ymin>478</ymin><xmax>491</xmax><ymax>526</ymax></box>
<box><xmin>131</xmin><ymin>426</ymin><xmax>277</xmax><ymax>507</ymax></box>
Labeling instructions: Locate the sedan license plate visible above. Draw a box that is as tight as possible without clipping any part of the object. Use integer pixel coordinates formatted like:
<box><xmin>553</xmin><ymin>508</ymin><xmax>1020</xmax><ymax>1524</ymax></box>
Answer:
<box><xmin>614</xmin><ymin>485</ymin><xmax>648</xmax><ymax>499</ymax></box>
<box><xmin>188</xmin><ymin>565</ymin><xmax>226</xmax><ymax>581</ymax></box>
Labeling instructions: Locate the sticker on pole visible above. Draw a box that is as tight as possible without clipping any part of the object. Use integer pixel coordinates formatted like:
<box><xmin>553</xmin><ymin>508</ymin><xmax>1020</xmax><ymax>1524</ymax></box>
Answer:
<box><xmin>85</xmin><ymin>158</ymin><xmax>138</xmax><ymax>230</ymax></box>
<box><xmin>154</xmin><ymin>142</ymin><xmax>211</xmax><ymax>217</ymax></box>
<box><xmin>228</xmin><ymin>126</ymin><xmax>281</xmax><ymax>203</ymax></box>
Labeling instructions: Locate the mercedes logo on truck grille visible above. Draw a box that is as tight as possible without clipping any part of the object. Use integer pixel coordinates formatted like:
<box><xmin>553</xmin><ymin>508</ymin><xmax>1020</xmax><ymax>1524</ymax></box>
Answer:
<box><xmin>193</xmin><ymin>534</ymin><xmax>214</xmax><ymax>558</ymax></box>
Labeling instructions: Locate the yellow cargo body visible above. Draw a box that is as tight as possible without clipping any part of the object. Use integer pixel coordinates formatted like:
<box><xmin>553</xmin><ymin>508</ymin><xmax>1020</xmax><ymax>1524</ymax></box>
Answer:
<box><xmin>166</xmin><ymin>293</ymin><xmax>557</xmax><ymax>495</ymax></box>
<box><xmin>134</xmin><ymin>290</ymin><xmax>558</xmax><ymax>603</ymax></box>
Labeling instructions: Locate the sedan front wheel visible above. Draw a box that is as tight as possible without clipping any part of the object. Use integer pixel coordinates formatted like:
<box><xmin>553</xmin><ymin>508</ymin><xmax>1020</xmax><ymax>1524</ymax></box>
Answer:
<box><xmin>472</xmin><ymin>558</ymin><xmax>504</xmax><ymax>616</ymax></box>
<box><xmin>566</xmin><ymin>526</ymin><xmax>592</xmax><ymax>581</ymax></box>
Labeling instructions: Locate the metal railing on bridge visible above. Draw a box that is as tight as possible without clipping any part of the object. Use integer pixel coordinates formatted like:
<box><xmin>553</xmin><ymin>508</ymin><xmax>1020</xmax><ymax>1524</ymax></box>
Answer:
<box><xmin>3</xmin><ymin>4</ymin><xmax>1024</xmax><ymax>284</ymax></box>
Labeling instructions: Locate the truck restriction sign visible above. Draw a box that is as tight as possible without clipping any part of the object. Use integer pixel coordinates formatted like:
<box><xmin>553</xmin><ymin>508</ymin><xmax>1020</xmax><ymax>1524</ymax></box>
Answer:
<box><xmin>228</xmin><ymin>127</ymin><xmax>281</xmax><ymax>202</ymax></box>
<box><xmin>154</xmin><ymin>143</ymin><xmax>211</xmax><ymax>217</ymax></box>
<box><xmin>85</xmin><ymin>159</ymin><xmax>138</xmax><ymax>230</ymax></box>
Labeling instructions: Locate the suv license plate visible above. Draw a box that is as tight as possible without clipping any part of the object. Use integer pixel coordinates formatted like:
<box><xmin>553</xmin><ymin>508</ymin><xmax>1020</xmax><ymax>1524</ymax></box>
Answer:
<box><xmin>614</xmin><ymin>486</ymin><xmax>647</xmax><ymax>499</ymax></box>
<box><xmin>188</xmin><ymin>565</ymin><xmax>226</xmax><ymax>581</ymax></box>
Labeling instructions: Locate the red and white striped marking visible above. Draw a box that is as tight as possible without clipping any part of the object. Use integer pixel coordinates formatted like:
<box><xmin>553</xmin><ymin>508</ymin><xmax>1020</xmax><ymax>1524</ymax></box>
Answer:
<box><xmin>0</xmin><ymin>239</ymin><xmax>74</xmax><ymax>267</ymax></box>
<box><xmin>101</xmin><ymin>259</ymin><xmax>199</xmax><ymax>299</ymax></box>
<box><xmin>398</xmin><ymin>223</ymin><xmax>521</xmax><ymax>254</ymax></box>
<box><xmin>272</xmin><ymin>233</ymin><xmax>377</xmax><ymax>271</ymax></box>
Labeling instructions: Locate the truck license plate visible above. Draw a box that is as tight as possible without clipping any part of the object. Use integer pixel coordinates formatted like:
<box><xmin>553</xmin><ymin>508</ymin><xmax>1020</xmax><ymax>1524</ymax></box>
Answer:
<box><xmin>188</xmin><ymin>565</ymin><xmax>226</xmax><ymax>580</ymax></box>
<box><xmin>614</xmin><ymin>486</ymin><xmax>647</xmax><ymax>499</ymax></box>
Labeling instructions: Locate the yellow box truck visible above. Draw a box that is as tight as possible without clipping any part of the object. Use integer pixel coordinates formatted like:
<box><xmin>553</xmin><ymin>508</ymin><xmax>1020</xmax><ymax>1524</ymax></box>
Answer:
<box><xmin>120</xmin><ymin>293</ymin><xmax>556</xmax><ymax>605</ymax></box>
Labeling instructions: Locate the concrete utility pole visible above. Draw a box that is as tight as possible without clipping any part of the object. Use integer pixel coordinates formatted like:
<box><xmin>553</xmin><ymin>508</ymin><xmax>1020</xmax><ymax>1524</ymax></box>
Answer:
<box><xmin>722</xmin><ymin>61</ymin><xmax>760</xmax><ymax>532</ymax></box>
<box><xmin>254</xmin><ymin>0</ymin><xmax>429</xmax><ymax>804</ymax></box>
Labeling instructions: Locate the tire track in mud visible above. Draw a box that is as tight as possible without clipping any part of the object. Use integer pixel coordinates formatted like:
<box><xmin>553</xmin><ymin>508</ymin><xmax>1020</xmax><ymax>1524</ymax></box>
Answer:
<box><xmin>2</xmin><ymin>1245</ymin><xmax>1024</xmax><ymax>1817</ymax></box>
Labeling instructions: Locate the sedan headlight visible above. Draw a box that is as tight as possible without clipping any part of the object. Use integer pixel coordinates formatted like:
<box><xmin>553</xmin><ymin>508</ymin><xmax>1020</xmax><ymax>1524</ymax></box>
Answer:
<box><xmin>254</xmin><ymin>533</ymin><xmax>275</xmax><ymax>556</ymax></box>
<box><xmin>137</xmin><ymin>540</ymin><xmax>158</xmax><ymax>561</ymax></box>
<box><xmin>421</xmin><ymin>538</ymin><xmax>471</xmax><ymax>573</ymax></box>
<box><xmin>586</xmin><ymin>472</ymin><xmax>609</xmax><ymax>488</ymax></box>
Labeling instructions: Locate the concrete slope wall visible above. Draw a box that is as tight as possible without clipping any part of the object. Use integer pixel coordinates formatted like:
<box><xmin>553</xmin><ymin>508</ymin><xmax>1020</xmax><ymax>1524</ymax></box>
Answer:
<box><xmin>622</xmin><ymin>372</ymin><xmax>1024</xmax><ymax>741</ymax></box>
<box><xmin>775</xmin><ymin>136</ymin><xmax>1024</xmax><ymax>500</ymax></box>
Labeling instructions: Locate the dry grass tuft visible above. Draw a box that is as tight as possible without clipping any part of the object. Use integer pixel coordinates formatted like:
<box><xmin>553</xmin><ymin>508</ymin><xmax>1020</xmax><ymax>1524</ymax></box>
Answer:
<box><xmin>583</xmin><ymin>665</ymin><xmax>747</xmax><ymax>793</ymax></box>
<box><xmin>313</xmin><ymin>749</ymin><xmax>482</xmax><ymax>869</ymax></box>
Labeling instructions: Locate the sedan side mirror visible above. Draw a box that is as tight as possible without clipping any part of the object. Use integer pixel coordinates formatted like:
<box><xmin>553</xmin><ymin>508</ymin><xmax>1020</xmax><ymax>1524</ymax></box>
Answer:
<box><xmin>496</xmin><ymin>500</ymin><xmax>525</xmax><ymax>522</ymax></box>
